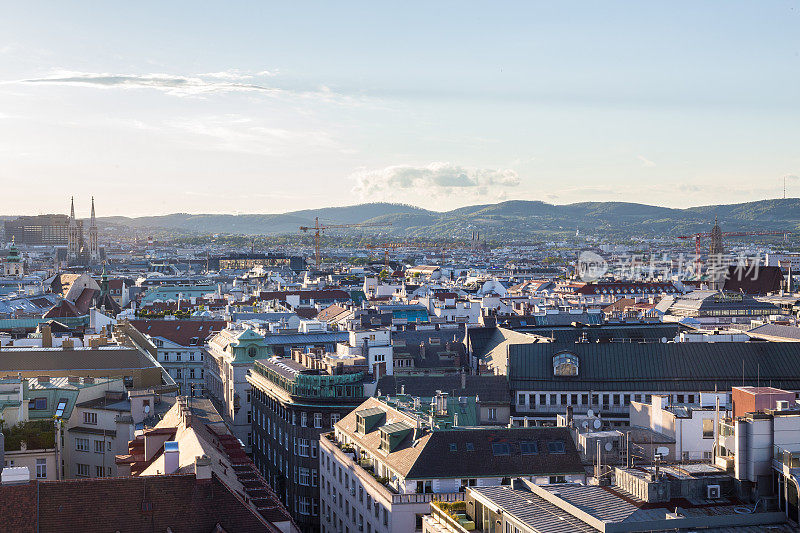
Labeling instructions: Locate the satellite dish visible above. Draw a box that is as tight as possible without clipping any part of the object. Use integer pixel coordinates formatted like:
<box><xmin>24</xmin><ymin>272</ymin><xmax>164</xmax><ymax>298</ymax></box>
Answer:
<box><xmin>593</xmin><ymin>419</ymin><xmax>602</xmax><ymax>430</ymax></box>
<box><xmin>587</xmin><ymin>409</ymin><xmax>594</xmax><ymax>417</ymax></box>
<box><xmin>144</xmin><ymin>404</ymin><xmax>151</xmax><ymax>414</ymax></box>
<box><xmin>661</xmin><ymin>337</ymin><xmax>667</xmax><ymax>343</ymax></box>
<box><xmin>604</xmin><ymin>442</ymin><xmax>613</xmax><ymax>452</ymax></box>
<box><xmin>582</xmin><ymin>421</ymin><xmax>589</xmax><ymax>428</ymax></box>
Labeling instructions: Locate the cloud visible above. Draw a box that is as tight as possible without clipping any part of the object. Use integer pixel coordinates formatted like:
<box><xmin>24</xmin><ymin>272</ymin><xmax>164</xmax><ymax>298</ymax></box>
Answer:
<box><xmin>9</xmin><ymin>69</ymin><xmax>362</xmax><ymax>105</ymax></box>
<box><xmin>637</xmin><ymin>155</ymin><xmax>656</xmax><ymax>168</ymax></box>
<box><xmin>163</xmin><ymin>115</ymin><xmax>340</xmax><ymax>156</ymax></box>
<box><xmin>352</xmin><ymin>162</ymin><xmax>520</xmax><ymax>197</ymax></box>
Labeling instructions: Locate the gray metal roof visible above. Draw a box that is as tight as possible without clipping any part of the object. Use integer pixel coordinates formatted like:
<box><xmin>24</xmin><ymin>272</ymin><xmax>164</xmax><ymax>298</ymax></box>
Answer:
<box><xmin>261</xmin><ymin>332</ymin><xmax>348</xmax><ymax>346</ymax></box>
<box><xmin>505</xmin><ymin>341</ymin><xmax>800</xmax><ymax>392</ymax></box>
<box><xmin>470</xmin><ymin>485</ymin><xmax>596</xmax><ymax>533</ymax></box>
<box><xmin>747</xmin><ymin>323</ymin><xmax>800</xmax><ymax>341</ymax></box>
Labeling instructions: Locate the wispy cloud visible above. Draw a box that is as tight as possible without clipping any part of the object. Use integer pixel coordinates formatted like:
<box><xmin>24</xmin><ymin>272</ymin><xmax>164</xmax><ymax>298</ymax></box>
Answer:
<box><xmin>164</xmin><ymin>115</ymin><xmax>341</xmax><ymax>156</ymax></box>
<box><xmin>351</xmin><ymin>162</ymin><xmax>520</xmax><ymax>206</ymax></box>
<box><xmin>8</xmin><ymin>69</ymin><xmax>364</xmax><ymax>105</ymax></box>
<box><xmin>637</xmin><ymin>155</ymin><xmax>656</xmax><ymax>168</ymax></box>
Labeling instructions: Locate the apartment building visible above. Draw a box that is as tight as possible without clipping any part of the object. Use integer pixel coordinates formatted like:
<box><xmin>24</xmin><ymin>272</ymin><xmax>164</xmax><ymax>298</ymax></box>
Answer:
<box><xmin>205</xmin><ymin>324</ymin><xmax>269</xmax><ymax>452</ymax></box>
<box><xmin>320</xmin><ymin>397</ymin><xmax>584</xmax><ymax>533</ymax></box>
<box><xmin>477</xmin><ymin>332</ymin><xmax>800</xmax><ymax>425</ymax></box>
<box><xmin>247</xmin><ymin>350</ymin><xmax>369</xmax><ymax>532</ymax></box>
<box><xmin>129</xmin><ymin>318</ymin><xmax>226</xmax><ymax>396</ymax></box>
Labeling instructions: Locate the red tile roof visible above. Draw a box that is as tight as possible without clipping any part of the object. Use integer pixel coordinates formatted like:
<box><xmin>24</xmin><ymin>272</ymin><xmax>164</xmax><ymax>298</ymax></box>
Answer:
<box><xmin>129</xmin><ymin>319</ymin><xmax>227</xmax><ymax>346</ymax></box>
<box><xmin>42</xmin><ymin>299</ymin><xmax>83</xmax><ymax>319</ymax></box>
<box><xmin>0</xmin><ymin>474</ymin><xmax>286</xmax><ymax>533</ymax></box>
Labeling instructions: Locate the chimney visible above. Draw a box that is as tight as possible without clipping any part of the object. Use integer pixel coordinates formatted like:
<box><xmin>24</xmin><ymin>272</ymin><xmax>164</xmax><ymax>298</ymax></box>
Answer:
<box><xmin>41</xmin><ymin>325</ymin><xmax>52</xmax><ymax>348</ymax></box>
<box><xmin>182</xmin><ymin>406</ymin><xmax>192</xmax><ymax>428</ymax></box>
<box><xmin>61</xmin><ymin>338</ymin><xmax>74</xmax><ymax>350</ymax></box>
<box><xmin>163</xmin><ymin>441</ymin><xmax>180</xmax><ymax>474</ymax></box>
<box><xmin>37</xmin><ymin>376</ymin><xmax>50</xmax><ymax>385</ymax></box>
<box><xmin>194</xmin><ymin>455</ymin><xmax>211</xmax><ymax>482</ymax></box>
<box><xmin>460</xmin><ymin>368</ymin><xmax>466</xmax><ymax>390</ymax></box>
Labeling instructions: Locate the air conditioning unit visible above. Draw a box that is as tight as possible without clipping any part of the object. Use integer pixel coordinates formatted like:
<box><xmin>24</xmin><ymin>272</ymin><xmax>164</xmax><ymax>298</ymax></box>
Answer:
<box><xmin>707</xmin><ymin>484</ymin><xmax>721</xmax><ymax>499</ymax></box>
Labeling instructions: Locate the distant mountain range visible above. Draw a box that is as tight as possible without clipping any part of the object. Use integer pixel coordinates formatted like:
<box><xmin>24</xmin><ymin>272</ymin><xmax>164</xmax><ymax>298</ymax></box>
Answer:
<box><xmin>19</xmin><ymin>198</ymin><xmax>800</xmax><ymax>241</ymax></box>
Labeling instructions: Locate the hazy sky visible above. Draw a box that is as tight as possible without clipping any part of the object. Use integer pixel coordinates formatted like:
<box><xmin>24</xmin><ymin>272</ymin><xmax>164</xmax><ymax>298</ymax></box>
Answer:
<box><xmin>1</xmin><ymin>2</ymin><xmax>798</xmax><ymax>216</ymax></box>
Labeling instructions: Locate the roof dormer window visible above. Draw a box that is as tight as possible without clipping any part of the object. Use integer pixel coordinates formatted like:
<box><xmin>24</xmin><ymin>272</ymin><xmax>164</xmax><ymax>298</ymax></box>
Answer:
<box><xmin>553</xmin><ymin>352</ymin><xmax>579</xmax><ymax>377</ymax></box>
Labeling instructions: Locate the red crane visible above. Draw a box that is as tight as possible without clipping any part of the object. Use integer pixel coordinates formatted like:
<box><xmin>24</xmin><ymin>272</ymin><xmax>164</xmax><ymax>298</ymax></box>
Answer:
<box><xmin>678</xmin><ymin>230</ymin><xmax>787</xmax><ymax>257</ymax></box>
<box><xmin>300</xmin><ymin>217</ymin><xmax>391</xmax><ymax>266</ymax></box>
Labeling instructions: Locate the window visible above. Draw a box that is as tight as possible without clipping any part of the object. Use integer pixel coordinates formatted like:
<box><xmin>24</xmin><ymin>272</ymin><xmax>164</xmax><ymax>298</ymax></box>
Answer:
<box><xmin>29</xmin><ymin>397</ymin><xmax>47</xmax><ymax>410</ymax></box>
<box><xmin>76</xmin><ymin>438</ymin><xmax>90</xmax><ymax>452</ymax></box>
<box><xmin>549</xmin><ymin>475</ymin><xmax>566</xmax><ymax>484</ymax></box>
<box><xmin>416</xmin><ymin>480</ymin><xmax>433</xmax><ymax>493</ymax></box>
<box><xmin>299</xmin><ymin>438</ymin><xmax>310</xmax><ymax>457</ymax></box>
<box><xmin>299</xmin><ymin>467</ymin><xmax>310</xmax><ymax>486</ymax></box>
<box><xmin>552</xmin><ymin>352</ymin><xmax>579</xmax><ymax>376</ymax></box>
<box><xmin>491</xmin><ymin>442</ymin><xmax>511</xmax><ymax>456</ymax></box>
<box><xmin>465</xmin><ymin>442</ymin><xmax>474</xmax><ymax>451</ymax></box>
<box><xmin>517</xmin><ymin>393</ymin><xmax>525</xmax><ymax>405</ymax></box>
<box><xmin>94</xmin><ymin>440</ymin><xmax>104</xmax><ymax>453</ymax></box>
<box><xmin>547</xmin><ymin>441</ymin><xmax>566</xmax><ymax>454</ymax></box>
<box><xmin>298</xmin><ymin>497</ymin><xmax>311</xmax><ymax>515</ymax></box>
<box><xmin>314</xmin><ymin>412</ymin><xmax>322</xmax><ymax>428</ymax></box>
<box><xmin>488</xmin><ymin>408</ymin><xmax>497</xmax><ymax>421</ymax></box>
<box><xmin>76</xmin><ymin>463</ymin><xmax>90</xmax><ymax>477</ymax></box>
<box><xmin>189</xmin><ymin>368</ymin><xmax>195</xmax><ymax>379</ymax></box>
<box><xmin>95</xmin><ymin>465</ymin><xmax>105</xmax><ymax>477</ymax></box>
<box><xmin>176</xmin><ymin>368</ymin><xmax>182</xmax><ymax>380</ymax></box>
<box><xmin>449</xmin><ymin>443</ymin><xmax>457</xmax><ymax>452</ymax></box>
<box><xmin>247</xmin><ymin>345</ymin><xmax>258</xmax><ymax>358</ymax></box>
<box><xmin>54</xmin><ymin>399</ymin><xmax>68</xmax><ymax>418</ymax></box>
<box><xmin>36</xmin><ymin>458</ymin><xmax>46</xmax><ymax>479</ymax></box>
<box><xmin>84</xmin><ymin>412</ymin><xmax>97</xmax><ymax>425</ymax></box>
<box><xmin>301</xmin><ymin>412</ymin><xmax>308</xmax><ymax>427</ymax></box>
<box><xmin>702</xmin><ymin>418</ymin><xmax>714</xmax><ymax>439</ymax></box>
<box><xmin>520</xmin><ymin>441</ymin><xmax>538</xmax><ymax>455</ymax></box>
<box><xmin>330</xmin><ymin>414</ymin><xmax>340</xmax><ymax>427</ymax></box>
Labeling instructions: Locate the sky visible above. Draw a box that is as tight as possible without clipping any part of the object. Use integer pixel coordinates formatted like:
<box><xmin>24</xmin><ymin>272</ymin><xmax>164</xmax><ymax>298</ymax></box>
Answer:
<box><xmin>0</xmin><ymin>1</ymin><xmax>798</xmax><ymax>216</ymax></box>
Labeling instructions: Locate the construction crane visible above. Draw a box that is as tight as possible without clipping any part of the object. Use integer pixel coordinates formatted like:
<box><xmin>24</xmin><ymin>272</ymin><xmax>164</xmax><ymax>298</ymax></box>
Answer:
<box><xmin>300</xmin><ymin>217</ymin><xmax>391</xmax><ymax>266</ymax></box>
<box><xmin>678</xmin><ymin>230</ymin><xmax>788</xmax><ymax>257</ymax></box>
<box><xmin>678</xmin><ymin>228</ymin><xmax>788</xmax><ymax>272</ymax></box>
<box><xmin>366</xmin><ymin>242</ymin><xmax>406</xmax><ymax>269</ymax></box>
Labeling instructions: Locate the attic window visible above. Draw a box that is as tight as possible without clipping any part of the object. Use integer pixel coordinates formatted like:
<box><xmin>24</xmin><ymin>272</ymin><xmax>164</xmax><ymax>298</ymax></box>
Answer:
<box><xmin>29</xmin><ymin>397</ymin><xmax>47</xmax><ymax>410</ymax></box>
<box><xmin>247</xmin><ymin>346</ymin><xmax>258</xmax><ymax>358</ymax></box>
<box><xmin>547</xmin><ymin>441</ymin><xmax>566</xmax><ymax>454</ymax></box>
<box><xmin>520</xmin><ymin>441</ymin><xmax>538</xmax><ymax>455</ymax></box>
<box><xmin>54</xmin><ymin>399</ymin><xmax>68</xmax><ymax>418</ymax></box>
<box><xmin>553</xmin><ymin>352</ymin><xmax>579</xmax><ymax>377</ymax></box>
<box><xmin>491</xmin><ymin>442</ymin><xmax>511</xmax><ymax>456</ymax></box>
<box><xmin>449</xmin><ymin>443</ymin><xmax>457</xmax><ymax>452</ymax></box>
<box><xmin>465</xmin><ymin>442</ymin><xmax>474</xmax><ymax>452</ymax></box>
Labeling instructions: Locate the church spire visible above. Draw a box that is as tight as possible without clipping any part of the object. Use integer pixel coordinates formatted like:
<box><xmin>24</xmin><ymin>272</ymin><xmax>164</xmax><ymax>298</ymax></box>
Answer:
<box><xmin>90</xmin><ymin>196</ymin><xmax>96</xmax><ymax>226</ymax></box>
<box><xmin>70</xmin><ymin>196</ymin><xmax>75</xmax><ymax>220</ymax></box>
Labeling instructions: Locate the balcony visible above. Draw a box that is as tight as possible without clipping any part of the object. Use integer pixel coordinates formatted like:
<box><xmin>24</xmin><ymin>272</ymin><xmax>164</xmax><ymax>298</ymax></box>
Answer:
<box><xmin>429</xmin><ymin>501</ymin><xmax>476</xmax><ymax>531</ymax></box>
<box><xmin>773</xmin><ymin>444</ymin><xmax>800</xmax><ymax>475</ymax></box>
